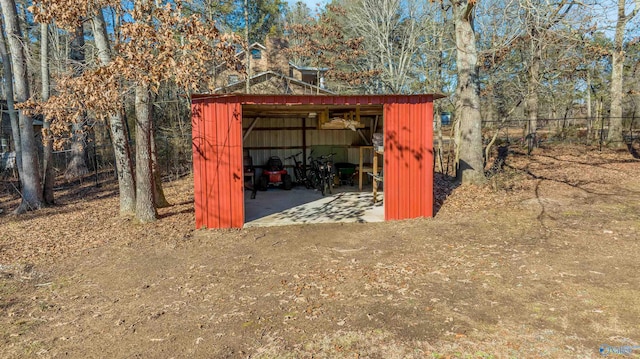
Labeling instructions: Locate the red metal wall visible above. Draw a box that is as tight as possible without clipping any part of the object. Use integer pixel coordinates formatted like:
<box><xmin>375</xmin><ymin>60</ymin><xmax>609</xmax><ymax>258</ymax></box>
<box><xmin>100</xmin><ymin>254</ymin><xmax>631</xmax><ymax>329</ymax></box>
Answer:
<box><xmin>192</xmin><ymin>94</ymin><xmax>438</xmax><ymax>229</ymax></box>
<box><xmin>383</xmin><ymin>95</ymin><xmax>434</xmax><ymax>220</ymax></box>
<box><xmin>192</xmin><ymin>97</ymin><xmax>244</xmax><ymax>229</ymax></box>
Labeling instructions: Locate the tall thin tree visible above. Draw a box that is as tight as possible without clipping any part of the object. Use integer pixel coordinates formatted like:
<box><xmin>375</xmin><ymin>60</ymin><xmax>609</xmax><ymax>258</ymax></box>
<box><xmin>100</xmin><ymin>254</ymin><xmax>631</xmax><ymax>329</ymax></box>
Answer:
<box><xmin>41</xmin><ymin>22</ymin><xmax>55</xmax><ymax>204</ymax></box>
<box><xmin>92</xmin><ymin>9</ymin><xmax>137</xmax><ymax>215</ymax></box>
<box><xmin>65</xmin><ymin>24</ymin><xmax>90</xmax><ymax>179</ymax></box>
<box><xmin>520</xmin><ymin>0</ymin><xmax>577</xmax><ymax>147</ymax></box>
<box><xmin>607</xmin><ymin>0</ymin><xmax>639</xmax><ymax>147</ymax></box>
<box><xmin>0</xmin><ymin>16</ymin><xmax>22</xmax><ymax>178</ymax></box>
<box><xmin>452</xmin><ymin>0</ymin><xmax>485</xmax><ymax>184</ymax></box>
<box><xmin>134</xmin><ymin>82</ymin><xmax>157</xmax><ymax>222</ymax></box>
<box><xmin>132</xmin><ymin>0</ymin><xmax>158</xmax><ymax>222</ymax></box>
<box><xmin>244</xmin><ymin>0</ymin><xmax>251</xmax><ymax>94</ymax></box>
<box><xmin>1</xmin><ymin>0</ymin><xmax>44</xmax><ymax>213</ymax></box>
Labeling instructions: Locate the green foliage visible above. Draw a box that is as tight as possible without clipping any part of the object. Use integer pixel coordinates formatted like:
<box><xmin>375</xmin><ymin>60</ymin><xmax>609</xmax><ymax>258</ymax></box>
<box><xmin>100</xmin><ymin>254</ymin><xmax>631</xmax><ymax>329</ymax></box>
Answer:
<box><xmin>218</xmin><ymin>0</ymin><xmax>287</xmax><ymax>43</ymax></box>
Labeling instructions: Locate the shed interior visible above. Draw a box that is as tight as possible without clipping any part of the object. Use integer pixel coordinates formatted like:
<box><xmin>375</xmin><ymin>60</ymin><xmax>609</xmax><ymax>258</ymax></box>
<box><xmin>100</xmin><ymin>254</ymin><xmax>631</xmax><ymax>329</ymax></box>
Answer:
<box><xmin>241</xmin><ymin>103</ymin><xmax>386</xmax><ymax>226</ymax></box>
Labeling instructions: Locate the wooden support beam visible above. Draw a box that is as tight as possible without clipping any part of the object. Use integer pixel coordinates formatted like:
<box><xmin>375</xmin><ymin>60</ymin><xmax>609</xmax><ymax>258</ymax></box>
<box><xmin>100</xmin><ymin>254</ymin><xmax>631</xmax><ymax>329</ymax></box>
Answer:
<box><xmin>243</xmin><ymin>117</ymin><xmax>259</xmax><ymax>142</ymax></box>
<box><xmin>244</xmin><ymin>146</ymin><xmax>305</xmax><ymax>150</ymax></box>
<box><xmin>373</xmin><ymin>115</ymin><xmax>379</xmax><ymax>133</ymax></box>
<box><xmin>302</xmin><ymin>117</ymin><xmax>307</xmax><ymax>168</ymax></box>
<box><xmin>357</xmin><ymin>129</ymin><xmax>370</xmax><ymax>145</ymax></box>
<box><xmin>244</xmin><ymin>126</ymin><xmax>364</xmax><ymax>131</ymax></box>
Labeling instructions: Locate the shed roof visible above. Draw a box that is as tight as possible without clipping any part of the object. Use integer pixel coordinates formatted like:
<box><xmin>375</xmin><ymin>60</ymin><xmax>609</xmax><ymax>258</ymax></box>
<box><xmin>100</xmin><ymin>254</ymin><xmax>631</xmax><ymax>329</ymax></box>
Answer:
<box><xmin>193</xmin><ymin>93</ymin><xmax>446</xmax><ymax>105</ymax></box>
<box><xmin>194</xmin><ymin>93</ymin><xmax>446</xmax><ymax>118</ymax></box>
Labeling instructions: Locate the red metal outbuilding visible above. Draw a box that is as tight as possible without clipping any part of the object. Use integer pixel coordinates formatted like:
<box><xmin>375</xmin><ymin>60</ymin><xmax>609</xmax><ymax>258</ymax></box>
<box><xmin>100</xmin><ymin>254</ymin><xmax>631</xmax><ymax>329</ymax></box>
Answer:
<box><xmin>192</xmin><ymin>94</ymin><xmax>443</xmax><ymax>229</ymax></box>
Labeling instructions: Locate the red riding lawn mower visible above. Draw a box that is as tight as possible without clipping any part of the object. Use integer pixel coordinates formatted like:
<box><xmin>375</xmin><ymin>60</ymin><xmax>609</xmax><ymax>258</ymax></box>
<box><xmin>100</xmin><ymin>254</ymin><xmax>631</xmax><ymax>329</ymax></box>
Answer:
<box><xmin>257</xmin><ymin>156</ymin><xmax>293</xmax><ymax>191</ymax></box>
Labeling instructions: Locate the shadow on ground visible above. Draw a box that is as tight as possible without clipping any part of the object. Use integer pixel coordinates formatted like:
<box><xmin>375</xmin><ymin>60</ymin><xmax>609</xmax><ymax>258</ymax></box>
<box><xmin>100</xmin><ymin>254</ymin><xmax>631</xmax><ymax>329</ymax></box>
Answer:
<box><xmin>433</xmin><ymin>172</ymin><xmax>459</xmax><ymax>216</ymax></box>
<box><xmin>244</xmin><ymin>185</ymin><xmax>383</xmax><ymax>227</ymax></box>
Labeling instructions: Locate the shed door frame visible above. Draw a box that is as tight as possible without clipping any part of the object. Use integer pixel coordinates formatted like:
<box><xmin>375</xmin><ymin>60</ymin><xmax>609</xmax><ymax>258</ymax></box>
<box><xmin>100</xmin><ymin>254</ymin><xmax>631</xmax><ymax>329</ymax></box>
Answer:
<box><xmin>193</xmin><ymin>95</ymin><xmax>436</xmax><ymax>229</ymax></box>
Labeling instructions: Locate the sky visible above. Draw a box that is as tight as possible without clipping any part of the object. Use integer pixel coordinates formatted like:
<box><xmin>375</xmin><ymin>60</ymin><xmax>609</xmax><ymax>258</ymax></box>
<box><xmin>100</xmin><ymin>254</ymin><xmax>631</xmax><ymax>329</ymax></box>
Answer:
<box><xmin>285</xmin><ymin>0</ymin><xmax>324</xmax><ymax>12</ymax></box>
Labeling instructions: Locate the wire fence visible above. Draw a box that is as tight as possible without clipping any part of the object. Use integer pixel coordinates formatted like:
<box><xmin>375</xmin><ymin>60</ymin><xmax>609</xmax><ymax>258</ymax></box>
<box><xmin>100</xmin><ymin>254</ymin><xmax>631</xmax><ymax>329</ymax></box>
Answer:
<box><xmin>1</xmin><ymin>132</ymin><xmax>193</xmax><ymax>186</ymax></box>
<box><xmin>2</xmin><ymin>115</ymin><xmax>639</xmax><ymax>185</ymax></box>
<box><xmin>478</xmin><ymin>116</ymin><xmax>639</xmax><ymax>147</ymax></box>
<box><xmin>435</xmin><ymin>115</ymin><xmax>640</xmax><ymax>176</ymax></box>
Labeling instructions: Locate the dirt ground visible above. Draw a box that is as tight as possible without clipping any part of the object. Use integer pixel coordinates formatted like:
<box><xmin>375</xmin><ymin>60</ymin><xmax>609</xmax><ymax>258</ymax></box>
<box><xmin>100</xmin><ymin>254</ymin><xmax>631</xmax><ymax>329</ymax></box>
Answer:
<box><xmin>1</xmin><ymin>145</ymin><xmax>639</xmax><ymax>358</ymax></box>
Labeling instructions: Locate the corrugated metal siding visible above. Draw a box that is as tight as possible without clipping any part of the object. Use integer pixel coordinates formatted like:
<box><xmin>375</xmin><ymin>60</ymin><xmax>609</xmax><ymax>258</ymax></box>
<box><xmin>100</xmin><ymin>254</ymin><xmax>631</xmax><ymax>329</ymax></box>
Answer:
<box><xmin>243</xmin><ymin>117</ymin><xmax>304</xmax><ymax>167</ymax></box>
<box><xmin>383</xmin><ymin>96</ymin><xmax>434</xmax><ymax>220</ymax></box>
<box><xmin>192</xmin><ymin>101</ymin><xmax>205</xmax><ymax>228</ymax></box>
<box><xmin>242</xmin><ymin>116</ymin><xmax>362</xmax><ymax>167</ymax></box>
<box><xmin>192</xmin><ymin>98</ymin><xmax>244</xmax><ymax>229</ymax></box>
<box><xmin>306</xmin><ymin>129</ymin><xmax>360</xmax><ymax>146</ymax></box>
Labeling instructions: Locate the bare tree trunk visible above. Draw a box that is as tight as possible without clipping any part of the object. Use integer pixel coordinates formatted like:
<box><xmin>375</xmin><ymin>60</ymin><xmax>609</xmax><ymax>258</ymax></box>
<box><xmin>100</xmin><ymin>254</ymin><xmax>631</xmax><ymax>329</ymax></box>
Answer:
<box><xmin>41</xmin><ymin>22</ymin><xmax>55</xmax><ymax>205</ymax></box>
<box><xmin>0</xmin><ymin>16</ymin><xmax>22</xmax><ymax>176</ymax></box>
<box><xmin>135</xmin><ymin>83</ymin><xmax>157</xmax><ymax>222</ymax></box>
<box><xmin>633</xmin><ymin>61</ymin><xmax>640</xmax><ymax>132</ymax></box>
<box><xmin>1</xmin><ymin>0</ymin><xmax>43</xmax><ymax>213</ymax></box>
<box><xmin>436</xmin><ymin>111</ymin><xmax>444</xmax><ymax>173</ymax></box>
<box><xmin>150</xmin><ymin>136</ymin><xmax>169</xmax><ymax>208</ymax></box>
<box><xmin>485</xmin><ymin>80</ymin><xmax>495</xmax><ymax>126</ymax></box>
<box><xmin>586</xmin><ymin>70</ymin><xmax>592</xmax><ymax>140</ymax></box>
<box><xmin>65</xmin><ymin>24</ymin><xmax>90</xmax><ymax>180</ymax></box>
<box><xmin>525</xmin><ymin>34</ymin><xmax>541</xmax><ymax>144</ymax></box>
<box><xmin>92</xmin><ymin>10</ymin><xmax>136</xmax><ymax>215</ymax></box>
<box><xmin>244</xmin><ymin>0</ymin><xmax>251</xmax><ymax>94</ymax></box>
<box><xmin>453</xmin><ymin>0</ymin><xmax>485</xmax><ymax>184</ymax></box>
<box><xmin>145</xmin><ymin>0</ymin><xmax>169</xmax><ymax>211</ymax></box>
<box><xmin>596</xmin><ymin>98</ymin><xmax>603</xmax><ymax>141</ymax></box>
<box><xmin>149</xmin><ymin>97</ymin><xmax>169</xmax><ymax>208</ymax></box>
<box><xmin>607</xmin><ymin>0</ymin><xmax>638</xmax><ymax>147</ymax></box>
<box><xmin>608</xmin><ymin>51</ymin><xmax>625</xmax><ymax>146</ymax></box>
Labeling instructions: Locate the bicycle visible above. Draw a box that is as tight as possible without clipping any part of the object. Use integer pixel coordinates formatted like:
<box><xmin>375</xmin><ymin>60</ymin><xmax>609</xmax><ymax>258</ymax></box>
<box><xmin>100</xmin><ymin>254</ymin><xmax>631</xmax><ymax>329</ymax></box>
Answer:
<box><xmin>306</xmin><ymin>153</ymin><xmax>323</xmax><ymax>193</ymax></box>
<box><xmin>284</xmin><ymin>152</ymin><xmax>311</xmax><ymax>188</ymax></box>
<box><xmin>316</xmin><ymin>153</ymin><xmax>336</xmax><ymax>196</ymax></box>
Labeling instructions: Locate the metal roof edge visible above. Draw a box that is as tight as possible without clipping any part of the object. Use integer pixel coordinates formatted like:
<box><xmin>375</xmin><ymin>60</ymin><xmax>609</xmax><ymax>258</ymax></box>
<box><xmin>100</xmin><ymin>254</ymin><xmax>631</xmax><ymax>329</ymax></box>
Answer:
<box><xmin>193</xmin><ymin>93</ymin><xmax>447</xmax><ymax>103</ymax></box>
<box><xmin>288</xmin><ymin>61</ymin><xmax>330</xmax><ymax>72</ymax></box>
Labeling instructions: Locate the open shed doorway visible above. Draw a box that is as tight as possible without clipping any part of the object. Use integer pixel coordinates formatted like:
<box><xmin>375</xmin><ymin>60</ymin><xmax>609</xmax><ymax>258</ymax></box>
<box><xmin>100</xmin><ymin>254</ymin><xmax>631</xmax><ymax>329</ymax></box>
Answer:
<box><xmin>192</xmin><ymin>94</ymin><xmax>438</xmax><ymax>229</ymax></box>
<box><xmin>241</xmin><ymin>103</ymin><xmax>385</xmax><ymax>227</ymax></box>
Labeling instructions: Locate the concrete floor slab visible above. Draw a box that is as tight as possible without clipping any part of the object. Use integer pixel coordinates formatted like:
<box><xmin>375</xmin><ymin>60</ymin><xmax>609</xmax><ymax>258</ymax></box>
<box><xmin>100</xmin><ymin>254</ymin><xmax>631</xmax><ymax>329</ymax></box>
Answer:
<box><xmin>244</xmin><ymin>185</ymin><xmax>383</xmax><ymax>227</ymax></box>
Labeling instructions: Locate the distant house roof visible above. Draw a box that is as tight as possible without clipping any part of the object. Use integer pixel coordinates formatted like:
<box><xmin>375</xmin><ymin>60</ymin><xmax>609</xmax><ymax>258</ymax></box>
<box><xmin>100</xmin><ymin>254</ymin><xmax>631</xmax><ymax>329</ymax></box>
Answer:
<box><xmin>215</xmin><ymin>42</ymin><xmax>269</xmax><ymax>72</ymax></box>
<box><xmin>235</xmin><ymin>42</ymin><xmax>267</xmax><ymax>57</ymax></box>
<box><xmin>288</xmin><ymin>62</ymin><xmax>330</xmax><ymax>73</ymax></box>
<box><xmin>214</xmin><ymin>70</ymin><xmax>336</xmax><ymax>95</ymax></box>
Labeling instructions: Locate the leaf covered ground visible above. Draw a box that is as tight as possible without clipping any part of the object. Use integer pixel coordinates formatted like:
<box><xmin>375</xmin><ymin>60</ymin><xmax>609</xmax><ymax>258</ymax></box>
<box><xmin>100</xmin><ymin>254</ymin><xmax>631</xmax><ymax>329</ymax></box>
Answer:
<box><xmin>1</xmin><ymin>146</ymin><xmax>639</xmax><ymax>358</ymax></box>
